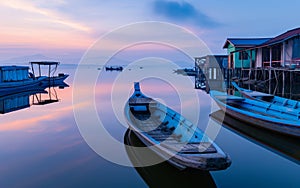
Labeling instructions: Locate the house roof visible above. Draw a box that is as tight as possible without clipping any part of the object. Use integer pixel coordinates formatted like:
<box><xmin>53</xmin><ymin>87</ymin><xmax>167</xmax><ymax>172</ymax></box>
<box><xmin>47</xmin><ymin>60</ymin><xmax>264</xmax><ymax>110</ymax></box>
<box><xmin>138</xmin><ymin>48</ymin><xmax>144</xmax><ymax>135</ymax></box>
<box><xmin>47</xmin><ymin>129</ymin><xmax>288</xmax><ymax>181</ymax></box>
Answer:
<box><xmin>260</xmin><ymin>27</ymin><xmax>300</xmax><ymax>46</ymax></box>
<box><xmin>223</xmin><ymin>38</ymin><xmax>271</xmax><ymax>48</ymax></box>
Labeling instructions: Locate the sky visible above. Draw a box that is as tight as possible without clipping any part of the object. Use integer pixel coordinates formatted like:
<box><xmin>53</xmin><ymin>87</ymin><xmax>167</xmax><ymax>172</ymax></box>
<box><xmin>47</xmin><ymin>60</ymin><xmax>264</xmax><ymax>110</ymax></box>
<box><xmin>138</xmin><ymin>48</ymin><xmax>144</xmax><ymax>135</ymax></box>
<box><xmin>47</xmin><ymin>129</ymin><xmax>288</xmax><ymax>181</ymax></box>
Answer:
<box><xmin>0</xmin><ymin>0</ymin><xmax>300</xmax><ymax>64</ymax></box>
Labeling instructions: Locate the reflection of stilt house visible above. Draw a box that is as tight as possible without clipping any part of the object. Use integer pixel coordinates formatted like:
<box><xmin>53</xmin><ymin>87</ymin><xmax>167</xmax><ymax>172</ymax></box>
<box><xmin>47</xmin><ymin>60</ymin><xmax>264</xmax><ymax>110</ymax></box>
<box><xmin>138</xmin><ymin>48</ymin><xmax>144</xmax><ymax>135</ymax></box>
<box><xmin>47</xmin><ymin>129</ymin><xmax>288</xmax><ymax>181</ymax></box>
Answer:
<box><xmin>195</xmin><ymin>55</ymin><xmax>228</xmax><ymax>91</ymax></box>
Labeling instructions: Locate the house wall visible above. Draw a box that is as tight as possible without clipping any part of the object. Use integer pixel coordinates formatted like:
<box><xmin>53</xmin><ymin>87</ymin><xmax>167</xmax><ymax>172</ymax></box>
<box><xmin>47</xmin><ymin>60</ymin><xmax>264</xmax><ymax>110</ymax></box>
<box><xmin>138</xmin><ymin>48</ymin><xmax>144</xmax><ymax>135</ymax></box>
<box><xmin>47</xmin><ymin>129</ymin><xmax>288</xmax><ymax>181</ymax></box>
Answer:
<box><xmin>256</xmin><ymin>48</ymin><xmax>262</xmax><ymax>67</ymax></box>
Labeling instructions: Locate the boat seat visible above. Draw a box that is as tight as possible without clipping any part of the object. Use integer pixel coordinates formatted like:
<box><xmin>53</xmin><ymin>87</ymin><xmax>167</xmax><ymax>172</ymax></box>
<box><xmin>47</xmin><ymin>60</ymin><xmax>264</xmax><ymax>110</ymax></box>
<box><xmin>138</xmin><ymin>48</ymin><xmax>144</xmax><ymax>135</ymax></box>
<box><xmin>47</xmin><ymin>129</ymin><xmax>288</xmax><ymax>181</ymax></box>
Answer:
<box><xmin>293</xmin><ymin>101</ymin><xmax>298</xmax><ymax>109</ymax></box>
<box><xmin>282</xmin><ymin>99</ymin><xmax>288</xmax><ymax>106</ymax></box>
<box><xmin>266</xmin><ymin>103</ymin><xmax>272</xmax><ymax>111</ymax></box>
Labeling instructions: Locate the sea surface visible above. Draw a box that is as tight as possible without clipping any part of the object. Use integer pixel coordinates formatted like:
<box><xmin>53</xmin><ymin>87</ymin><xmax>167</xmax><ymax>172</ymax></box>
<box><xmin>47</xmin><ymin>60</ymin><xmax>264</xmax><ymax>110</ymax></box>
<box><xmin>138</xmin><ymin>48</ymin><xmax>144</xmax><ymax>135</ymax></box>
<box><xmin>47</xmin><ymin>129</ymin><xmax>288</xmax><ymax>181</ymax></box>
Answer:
<box><xmin>0</xmin><ymin>64</ymin><xmax>299</xmax><ymax>188</ymax></box>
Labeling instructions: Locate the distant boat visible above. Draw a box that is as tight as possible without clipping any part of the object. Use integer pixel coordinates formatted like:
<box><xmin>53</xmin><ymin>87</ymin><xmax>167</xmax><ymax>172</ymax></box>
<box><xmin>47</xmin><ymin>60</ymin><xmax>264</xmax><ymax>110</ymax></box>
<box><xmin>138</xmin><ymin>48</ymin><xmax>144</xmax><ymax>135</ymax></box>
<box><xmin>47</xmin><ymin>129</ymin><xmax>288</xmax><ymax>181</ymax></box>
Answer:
<box><xmin>105</xmin><ymin>66</ymin><xmax>123</xmax><ymax>71</ymax></box>
<box><xmin>232</xmin><ymin>81</ymin><xmax>300</xmax><ymax>110</ymax></box>
<box><xmin>30</xmin><ymin>61</ymin><xmax>69</xmax><ymax>86</ymax></box>
<box><xmin>124</xmin><ymin>82</ymin><xmax>231</xmax><ymax>170</ymax></box>
<box><xmin>124</xmin><ymin>129</ymin><xmax>217</xmax><ymax>188</ymax></box>
<box><xmin>210</xmin><ymin>90</ymin><xmax>300</xmax><ymax>137</ymax></box>
<box><xmin>174</xmin><ymin>68</ymin><xmax>196</xmax><ymax>76</ymax></box>
<box><xmin>0</xmin><ymin>66</ymin><xmax>47</xmax><ymax>97</ymax></box>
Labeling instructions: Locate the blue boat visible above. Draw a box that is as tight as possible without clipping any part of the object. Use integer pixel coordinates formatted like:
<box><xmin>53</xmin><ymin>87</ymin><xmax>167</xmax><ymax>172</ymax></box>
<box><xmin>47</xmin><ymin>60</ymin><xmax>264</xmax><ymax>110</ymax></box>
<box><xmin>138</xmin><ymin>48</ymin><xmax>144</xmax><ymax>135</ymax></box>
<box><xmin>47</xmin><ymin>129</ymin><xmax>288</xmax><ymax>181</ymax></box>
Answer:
<box><xmin>210</xmin><ymin>90</ymin><xmax>300</xmax><ymax>137</ymax></box>
<box><xmin>0</xmin><ymin>66</ymin><xmax>47</xmax><ymax>97</ymax></box>
<box><xmin>232</xmin><ymin>81</ymin><xmax>300</xmax><ymax>110</ymax></box>
<box><xmin>125</xmin><ymin>82</ymin><xmax>231</xmax><ymax>171</ymax></box>
<box><xmin>30</xmin><ymin>61</ymin><xmax>69</xmax><ymax>86</ymax></box>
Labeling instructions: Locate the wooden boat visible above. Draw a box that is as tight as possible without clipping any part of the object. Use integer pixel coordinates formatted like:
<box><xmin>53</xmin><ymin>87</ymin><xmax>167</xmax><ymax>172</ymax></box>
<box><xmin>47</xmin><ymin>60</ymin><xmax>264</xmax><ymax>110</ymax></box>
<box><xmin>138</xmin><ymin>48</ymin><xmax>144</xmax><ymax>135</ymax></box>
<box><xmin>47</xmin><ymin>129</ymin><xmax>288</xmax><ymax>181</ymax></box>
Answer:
<box><xmin>30</xmin><ymin>61</ymin><xmax>69</xmax><ymax>86</ymax></box>
<box><xmin>105</xmin><ymin>66</ymin><xmax>123</xmax><ymax>71</ymax></box>
<box><xmin>232</xmin><ymin>81</ymin><xmax>300</xmax><ymax>110</ymax></box>
<box><xmin>124</xmin><ymin>82</ymin><xmax>231</xmax><ymax>171</ymax></box>
<box><xmin>210</xmin><ymin>90</ymin><xmax>300</xmax><ymax>137</ymax></box>
<box><xmin>124</xmin><ymin>129</ymin><xmax>217</xmax><ymax>187</ymax></box>
<box><xmin>210</xmin><ymin>110</ymin><xmax>300</xmax><ymax>164</ymax></box>
<box><xmin>173</xmin><ymin>68</ymin><xmax>196</xmax><ymax>76</ymax></box>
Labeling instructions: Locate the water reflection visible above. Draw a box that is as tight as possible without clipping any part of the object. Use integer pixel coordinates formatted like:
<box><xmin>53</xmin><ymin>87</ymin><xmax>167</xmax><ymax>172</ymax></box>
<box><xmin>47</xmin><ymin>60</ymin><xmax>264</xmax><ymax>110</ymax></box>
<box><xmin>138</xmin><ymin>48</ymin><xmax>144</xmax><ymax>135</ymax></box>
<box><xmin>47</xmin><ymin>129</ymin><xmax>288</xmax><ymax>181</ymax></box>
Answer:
<box><xmin>0</xmin><ymin>82</ymin><xmax>69</xmax><ymax>114</ymax></box>
<box><xmin>210</xmin><ymin>110</ymin><xmax>300</xmax><ymax>164</ymax></box>
<box><xmin>124</xmin><ymin>129</ymin><xmax>217</xmax><ymax>188</ymax></box>
<box><xmin>32</xmin><ymin>82</ymin><xmax>68</xmax><ymax>105</ymax></box>
<box><xmin>0</xmin><ymin>89</ymin><xmax>47</xmax><ymax>114</ymax></box>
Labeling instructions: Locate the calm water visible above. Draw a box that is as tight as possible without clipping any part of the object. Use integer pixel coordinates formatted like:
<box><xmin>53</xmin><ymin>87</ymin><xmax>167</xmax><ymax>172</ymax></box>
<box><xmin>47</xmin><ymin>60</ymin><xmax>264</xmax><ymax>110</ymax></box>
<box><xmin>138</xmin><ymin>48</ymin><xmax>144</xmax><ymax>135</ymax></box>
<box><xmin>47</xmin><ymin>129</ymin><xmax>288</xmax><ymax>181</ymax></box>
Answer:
<box><xmin>0</xmin><ymin>65</ymin><xmax>299</xmax><ymax>188</ymax></box>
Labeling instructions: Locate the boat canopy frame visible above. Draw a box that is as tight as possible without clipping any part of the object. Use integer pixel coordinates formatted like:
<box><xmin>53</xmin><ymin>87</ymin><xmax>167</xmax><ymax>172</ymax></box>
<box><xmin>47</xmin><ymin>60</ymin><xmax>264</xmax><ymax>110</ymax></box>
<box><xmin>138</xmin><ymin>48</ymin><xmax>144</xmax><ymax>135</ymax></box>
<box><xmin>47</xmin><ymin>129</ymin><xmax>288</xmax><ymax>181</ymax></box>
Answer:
<box><xmin>30</xmin><ymin>61</ymin><xmax>60</xmax><ymax>77</ymax></box>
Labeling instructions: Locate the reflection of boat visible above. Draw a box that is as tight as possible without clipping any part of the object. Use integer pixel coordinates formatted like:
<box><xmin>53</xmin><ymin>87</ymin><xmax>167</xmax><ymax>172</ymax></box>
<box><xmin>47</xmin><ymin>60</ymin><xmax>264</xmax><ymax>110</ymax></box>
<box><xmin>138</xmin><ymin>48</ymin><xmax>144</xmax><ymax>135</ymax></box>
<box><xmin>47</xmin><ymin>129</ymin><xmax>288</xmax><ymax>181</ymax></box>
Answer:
<box><xmin>124</xmin><ymin>82</ymin><xmax>231</xmax><ymax>170</ymax></box>
<box><xmin>124</xmin><ymin>129</ymin><xmax>217</xmax><ymax>188</ymax></box>
<box><xmin>0</xmin><ymin>88</ymin><xmax>47</xmax><ymax>114</ymax></box>
<box><xmin>210</xmin><ymin>110</ymin><xmax>300</xmax><ymax>164</ymax></box>
<box><xmin>32</xmin><ymin>84</ymin><xmax>64</xmax><ymax>105</ymax></box>
<box><xmin>210</xmin><ymin>90</ymin><xmax>300</xmax><ymax>137</ymax></box>
<box><xmin>232</xmin><ymin>81</ymin><xmax>300</xmax><ymax>110</ymax></box>
<box><xmin>30</xmin><ymin>61</ymin><xmax>69</xmax><ymax>86</ymax></box>
<box><xmin>0</xmin><ymin>66</ymin><xmax>46</xmax><ymax>97</ymax></box>
<box><xmin>105</xmin><ymin>66</ymin><xmax>123</xmax><ymax>71</ymax></box>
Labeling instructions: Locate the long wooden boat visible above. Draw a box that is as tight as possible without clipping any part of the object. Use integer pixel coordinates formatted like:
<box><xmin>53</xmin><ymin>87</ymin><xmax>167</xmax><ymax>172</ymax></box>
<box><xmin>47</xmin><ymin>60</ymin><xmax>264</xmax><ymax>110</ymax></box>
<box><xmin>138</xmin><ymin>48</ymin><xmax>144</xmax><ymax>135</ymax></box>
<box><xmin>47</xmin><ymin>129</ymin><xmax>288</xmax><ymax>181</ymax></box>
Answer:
<box><xmin>124</xmin><ymin>82</ymin><xmax>231</xmax><ymax>171</ymax></box>
<box><xmin>124</xmin><ymin>129</ymin><xmax>217</xmax><ymax>187</ymax></box>
<box><xmin>210</xmin><ymin>90</ymin><xmax>300</xmax><ymax>137</ymax></box>
<box><xmin>232</xmin><ymin>82</ymin><xmax>300</xmax><ymax>110</ymax></box>
<box><xmin>210</xmin><ymin>110</ymin><xmax>300</xmax><ymax>164</ymax></box>
<box><xmin>0</xmin><ymin>76</ymin><xmax>47</xmax><ymax>97</ymax></box>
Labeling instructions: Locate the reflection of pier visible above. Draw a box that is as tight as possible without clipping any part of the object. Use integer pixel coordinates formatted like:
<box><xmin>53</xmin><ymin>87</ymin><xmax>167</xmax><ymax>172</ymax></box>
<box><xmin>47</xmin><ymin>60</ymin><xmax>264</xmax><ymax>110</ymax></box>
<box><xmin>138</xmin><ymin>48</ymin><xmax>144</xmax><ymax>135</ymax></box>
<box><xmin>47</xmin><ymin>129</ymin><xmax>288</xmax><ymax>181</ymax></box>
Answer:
<box><xmin>124</xmin><ymin>129</ymin><xmax>217</xmax><ymax>188</ymax></box>
<box><xmin>210</xmin><ymin>110</ymin><xmax>300</xmax><ymax>164</ymax></box>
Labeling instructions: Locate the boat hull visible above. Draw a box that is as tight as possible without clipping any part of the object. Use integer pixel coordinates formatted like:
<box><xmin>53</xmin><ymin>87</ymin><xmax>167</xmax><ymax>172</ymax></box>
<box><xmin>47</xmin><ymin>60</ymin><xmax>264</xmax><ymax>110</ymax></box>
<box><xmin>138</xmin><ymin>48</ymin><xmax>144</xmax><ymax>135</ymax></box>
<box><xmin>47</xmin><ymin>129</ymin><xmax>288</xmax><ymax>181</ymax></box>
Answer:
<box><xmin>0</xmin><ymin>77</ymin><xmax>46</xmax><ymax>97</ymax></box>
<box><xmin>211</xmin><ymin>91</ymin><xmax>300</xmax><ymax>137</ymax></box>
<box><xmin>41</xmin><ymin>74</ymin><xmax>69</xmax><ymax>86</ymax></box>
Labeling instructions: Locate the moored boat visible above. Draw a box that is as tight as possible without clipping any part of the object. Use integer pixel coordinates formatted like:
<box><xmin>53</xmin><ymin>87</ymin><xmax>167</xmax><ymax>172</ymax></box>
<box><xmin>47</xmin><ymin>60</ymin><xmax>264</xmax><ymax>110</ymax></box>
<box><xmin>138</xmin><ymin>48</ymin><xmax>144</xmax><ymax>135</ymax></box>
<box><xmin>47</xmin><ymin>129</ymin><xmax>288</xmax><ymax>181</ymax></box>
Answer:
<box><xmin>232</xmin><ymin>81</ymin><xmax>300</xmax><ymax>110</ymax></box>
<box><xmin>124</xmin><ymin>82</ymin><xmax>231</xmax><ymax>171</ymax></box>
<box><xmin>0</xmin><ymin>66</ymin><xmax>47</xmax><ymax>97</ymax></box>
<box><xmin>210</xmin><ymin>90</ymin><xmax>300</xmax><ymax>137</ymax></box>
<box><xmin>30</xmin><ymin>61</ymin><xmax>69</xmax><ymax>86</ymax></box>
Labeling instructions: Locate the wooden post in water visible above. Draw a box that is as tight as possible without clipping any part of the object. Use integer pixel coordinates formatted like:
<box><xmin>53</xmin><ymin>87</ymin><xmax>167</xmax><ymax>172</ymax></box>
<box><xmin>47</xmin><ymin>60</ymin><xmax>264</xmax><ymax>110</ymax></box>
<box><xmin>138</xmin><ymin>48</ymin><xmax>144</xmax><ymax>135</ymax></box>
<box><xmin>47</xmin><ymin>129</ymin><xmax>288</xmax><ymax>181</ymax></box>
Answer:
<box><xmin>282</xmin><ymin>70</ymin><xmax>285</xmax><ymax>96</ymax></box>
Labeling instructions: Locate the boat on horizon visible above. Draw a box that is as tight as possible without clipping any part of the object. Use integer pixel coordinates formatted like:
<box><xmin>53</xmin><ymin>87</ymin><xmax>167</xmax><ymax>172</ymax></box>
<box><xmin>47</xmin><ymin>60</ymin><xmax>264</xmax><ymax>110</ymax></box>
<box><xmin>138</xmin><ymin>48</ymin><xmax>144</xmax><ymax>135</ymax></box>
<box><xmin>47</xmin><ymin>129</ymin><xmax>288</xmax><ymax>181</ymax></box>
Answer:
<box><xmin>210</xmin><ymin>90</ymin><xmax>300</xmax><ymax>137</ymax></box>
<box><xmin>30</xmin><ymin>61</ymin><xmax>69</xmax><ymax>86</ymax></box>
<box><xmin>124</xmin><ymin>82</ymin><xmax>231</xmax><ymax>171</ymax></box>
<box><xmin>0</xmin><ymin>66</ymin><xmax>47</xmax><ymax>97</ymax></box>
<box><xmin>232</xmin><ymin>81</ymin><xmax>300</xmax><ymax>110</ymax></box>
<box><xmin>124</xmin><ymin>129</ymin><xmax>217</xmax><ymax>187</ymax></box>
<box><xmin>105</xmin><ymin>65</ymin><xmax>123</xmax><ymax>71</ymax></box>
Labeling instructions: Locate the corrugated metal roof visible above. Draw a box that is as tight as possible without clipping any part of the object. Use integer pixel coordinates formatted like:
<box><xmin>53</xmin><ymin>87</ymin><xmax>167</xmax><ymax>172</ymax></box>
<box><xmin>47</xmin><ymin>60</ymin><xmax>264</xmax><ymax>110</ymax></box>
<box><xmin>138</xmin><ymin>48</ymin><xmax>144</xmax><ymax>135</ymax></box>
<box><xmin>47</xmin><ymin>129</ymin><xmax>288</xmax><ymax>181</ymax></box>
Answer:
<box><xmin>223</xmin><ymin>38</ymin><xmax>271</xmax><ymax>48</ymax></box>
<box><xmin>0</xmin><ymin>66</ymin><xmax>29</xmax><ymax>70</ymax></box>
<box><xmin>261</xmin><ymin>27</ymin><xmax>300</xmax><ymax>46</ymax></box>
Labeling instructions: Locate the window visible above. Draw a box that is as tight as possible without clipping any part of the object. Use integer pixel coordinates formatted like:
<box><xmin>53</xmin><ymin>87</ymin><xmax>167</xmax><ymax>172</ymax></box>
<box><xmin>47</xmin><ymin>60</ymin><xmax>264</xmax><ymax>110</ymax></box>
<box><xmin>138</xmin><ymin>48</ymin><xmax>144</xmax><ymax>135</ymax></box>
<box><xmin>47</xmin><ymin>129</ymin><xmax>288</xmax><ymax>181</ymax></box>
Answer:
<box><xmin>239</xmin><ymin>51</ymin><xmax>248</xmax><ymax>60</ymax></box>
<box><xmin>292</xmin><ymin>37</ymin><xmax>300</xmax><ymax>59</ymax></box>
<box><xmin>272</xmin><ymin>44</ymin><xmax>281</xmax><ymax>61</ymax></box>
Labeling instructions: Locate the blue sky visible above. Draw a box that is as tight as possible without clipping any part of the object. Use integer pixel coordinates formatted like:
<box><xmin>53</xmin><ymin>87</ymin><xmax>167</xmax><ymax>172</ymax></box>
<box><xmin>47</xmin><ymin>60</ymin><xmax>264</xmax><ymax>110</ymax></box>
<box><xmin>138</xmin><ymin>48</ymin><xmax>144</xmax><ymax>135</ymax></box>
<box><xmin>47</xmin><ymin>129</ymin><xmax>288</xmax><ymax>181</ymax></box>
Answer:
<box><xmin>0</xmin><ymin>0</ymin><xmax>299</xmax><ymax>63</ymax></box>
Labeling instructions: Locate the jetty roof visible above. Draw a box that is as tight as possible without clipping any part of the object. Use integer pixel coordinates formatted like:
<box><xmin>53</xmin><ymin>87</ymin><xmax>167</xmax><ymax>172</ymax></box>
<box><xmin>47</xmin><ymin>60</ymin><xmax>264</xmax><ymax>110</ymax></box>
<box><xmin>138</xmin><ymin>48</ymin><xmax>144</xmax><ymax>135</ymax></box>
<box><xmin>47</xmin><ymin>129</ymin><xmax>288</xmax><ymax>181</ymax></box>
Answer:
<box><xmin>223</xmin><ymin>38</ymin><xmax>271</xmax><ymax>48</ymax></box>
